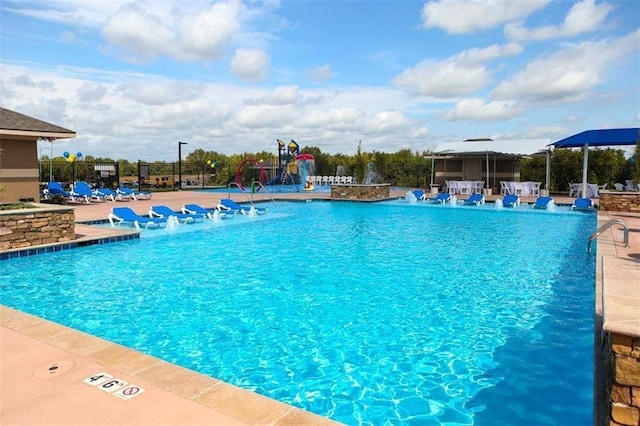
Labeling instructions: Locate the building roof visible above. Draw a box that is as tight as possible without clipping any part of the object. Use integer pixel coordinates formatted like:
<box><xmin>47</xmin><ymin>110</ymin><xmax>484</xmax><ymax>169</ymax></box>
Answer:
<box><xmin>431</xmin><ymin>139</ymin><xmax>550</xmax><ymax>157</ymax></box>
<box><xmin>0</xmin><ymin>107</ymin><xmax>76</xmax><ymax>139</ymax></box>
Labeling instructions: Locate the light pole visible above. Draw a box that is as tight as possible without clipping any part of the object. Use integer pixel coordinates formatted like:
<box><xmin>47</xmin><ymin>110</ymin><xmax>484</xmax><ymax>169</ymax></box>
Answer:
<box><xmin>46</xmin><ymin>138</ymin><xmax>55</xmax><ymax>182</ymax></box>
<box><xmin>178</xmin><ymin>141</ymin><xmax>188</xmax><ymax>190</ymax></box>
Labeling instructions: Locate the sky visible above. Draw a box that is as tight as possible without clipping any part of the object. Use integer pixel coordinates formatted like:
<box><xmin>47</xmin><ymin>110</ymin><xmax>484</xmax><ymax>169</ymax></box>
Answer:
<box><xmin>1</xmin><ymin>0</ymin><xmax>639</xmax><ymax>162</ymax></box>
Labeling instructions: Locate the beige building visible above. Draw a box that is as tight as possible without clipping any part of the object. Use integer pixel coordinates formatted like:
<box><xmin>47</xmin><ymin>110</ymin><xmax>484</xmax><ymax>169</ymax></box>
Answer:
<box><xmin>0</xmin><ymin>108</ymin><xmax>76</xmax><ymax>203</ymax></box>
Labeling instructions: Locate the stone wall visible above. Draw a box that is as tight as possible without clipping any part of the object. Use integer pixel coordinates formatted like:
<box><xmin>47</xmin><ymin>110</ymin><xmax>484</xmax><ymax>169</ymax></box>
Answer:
<box><xmin>0</xmin><ymin>206</ymin><xmax>75</xmax><ymax>250</ymax></box>
<box><xmin>603</xmin><ymin>332</ymin><xmax>640</xmax><ymax>425</ymax></box>
<box><xmin>331</xmin><ymin>184</ymin><xmax>391</xmax><ymax>200</ymax></box>
<box><xmin>599</xmin><ymin>192</ymin><xmax>640</xmax><ymax>213</ymax></box>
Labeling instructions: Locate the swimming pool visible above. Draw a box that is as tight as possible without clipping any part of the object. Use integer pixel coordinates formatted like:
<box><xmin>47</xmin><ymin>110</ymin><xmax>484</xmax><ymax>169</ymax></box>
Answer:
<box><xmin>0</xmin><ymin>201</ymin><xmax>595</xmax><ymax>425</ymax></box>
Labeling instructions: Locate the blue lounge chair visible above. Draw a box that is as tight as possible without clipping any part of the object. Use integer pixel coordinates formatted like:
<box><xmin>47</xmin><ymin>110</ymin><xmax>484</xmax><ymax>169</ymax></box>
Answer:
<box><xmin>463</xmin><ymin>193</ymin><xmax>485</xmax><ymax>206</ymax></box>
<box><xmin>501</xmin><ymin>194</ymin><xmax>520</xmax><ymax>208</ymax></box>
<box><xmin>95</xmin><ymin>187</ymin><xmax>126</xmax><ymax>202</ymax></box>
<box><xmin>533</xmin><ymin>196</ymin><xmax>554</xmax><ymax>209</ymax></box>
<box><xmin>71</xmin><ymin>181</ymin><xmax>103</xmax><ymax>203</ymax></box>
<box><xmin>571</xmin><ymin>198</ymin><xmax>594</xmax><ymax>211</ymax></box>
<box><xmin>426</xmin><ymin>192</ymin><xmax>451</xmax><ymax>204</ymax></box>
<box><xmin>217</xmin><ymin>199</ymin><xmax>267</xmax><ymax>215</ymax></box>
<box><xmin>45</xmin><ymin>182</ymin><xmax>74</xmax><ymax>202</ymax></box>
<box><xmin>46</xmin><ymin>181</ymin><xmax>91</xmax><ymax>203</ymax></box>
<box><xmin>117</xmin><ymin>187</ymin><xmax>152</xmax><ymax>201</ymax></box>
<box><xmin>182</xmin><ymin>204</ymin><xmax>234</xmax><ymax>220</ymax></box>
<box><xmin>411</xmin><ymin>190</ymin><xmax>426</xmax><ymax>201</ymax></box>
<box><xmin>150</xmin><ymin>205</ymin><xmax>204</xmax><ymax>223</ymax></box>
<box><xmin>108</xmin><ymin>207</ymin><xmax>167</xmax><ymax>230</ymax></box>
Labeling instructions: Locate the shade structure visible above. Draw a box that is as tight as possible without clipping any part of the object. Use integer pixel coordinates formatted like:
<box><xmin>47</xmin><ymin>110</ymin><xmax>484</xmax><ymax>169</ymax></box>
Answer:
<box><xmin>551</xmin><ymin>128</ymin><xmax>639</xmax><ymax>198</ymax></box>
<box><xmin>430</xmin><ymin>139</ymin><xmax>551</xmax><ymax>191</ymax></box>
<box><xmin>551</xmin><ymin>128</ymin><xmax>639</xmax><ymax>148</ymax></box>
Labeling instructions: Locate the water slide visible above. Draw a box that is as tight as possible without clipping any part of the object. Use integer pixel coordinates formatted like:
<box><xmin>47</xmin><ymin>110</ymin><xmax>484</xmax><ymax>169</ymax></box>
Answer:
<box><xmin>265</xmin><ymin>167</ymin><xmax>284</xmax><ymax>186</ymax></box>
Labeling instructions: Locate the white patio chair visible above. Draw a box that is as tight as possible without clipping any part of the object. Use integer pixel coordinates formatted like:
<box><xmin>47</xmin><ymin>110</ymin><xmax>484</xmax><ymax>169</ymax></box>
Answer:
<box><xmin>446</xmin><ymin>181</ymin><xmax>455</xmax><ymax>194</ymax></box>
<box><xmin>474</xmin><ymin>181</ymin><xmax>484</xmax><ymax>194</ymax></box>
<box><xmin>500</xmin><ymin>181</ymin><xmax>510</xmax><ymax>195</ymax></box>
<box><xmin>514</xmin><ymin>182</ymin><xmax>524</xmax><ymax>196</ymax></box>
<box><xmin>625</xmin><ymin>180</ymin><xmax>634</xmax><ymax>191</ymax></box>
<box><xmin>569</xmin><ymin>183</ymin><xmax>579</xmax><ymax>197</ymax></box>
<box><xmin>531</xmin><ymin>182</ymin><xmax>541</xmax><ymax>197</ymax></box>
<box><xmin>614</xmin><ymin>183</ymin><xmax>625</xmax><ymax>191</ymax></box>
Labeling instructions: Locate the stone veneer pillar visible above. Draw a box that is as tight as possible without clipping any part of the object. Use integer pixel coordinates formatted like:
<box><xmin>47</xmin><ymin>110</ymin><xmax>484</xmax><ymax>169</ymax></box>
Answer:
<box><xmin>599</xmin><ymin>192</ymin><xmax>640</xmax><ymax>213</ymax></box>
<box><xmin>0</xmin><ymin>205</ymin><xmax>75</xmax><ymax>250</ymax></box>
<box><xmin>603</xmin><ymin>332</ymin><xmax>640</xmax><ymax>425</ymax></box>
<box><xmin>331</xmin><ymin>184</ymin><xmax>391</xmax><ymax>200</ymax></box>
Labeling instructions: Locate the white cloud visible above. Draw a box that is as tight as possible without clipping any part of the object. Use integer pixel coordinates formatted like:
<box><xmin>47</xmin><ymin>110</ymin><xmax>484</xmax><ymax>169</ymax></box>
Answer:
<box><xmin>3</xmin><ymin>0</ymin><xmax>130</xmax><ymax>28</ymax></box>
<box><xmin>245</xmin><ymin>85</ymin><xmax>301</xmax><ymax>105</ymax></box>
<box><xmin>367</xmin><ymin>111</ymin><xmax>412</xmax><ymax>132</ymax></box>
<box><xmin>230</xmin><ymin>48</ymin><xmax>270</xmax><ymax>81</ymax></box>
<box><xmin>1</xmin><ymin>62</ymin><xmax>433</xmax><ymax>159</ymax></box>
<box><xmin>505</xmin><ymin>0</ymin><xmax>615</xmax><ymax>41</ymax></box>
<box><xmin>102</xmin><ymin>3</ymin><xmax>175</xmax><ymax>61</ymax></box>
<box><xmin>235</xmin><ymin>104</ymin><xmax>297</xmax><ymax>128</ymax></box>
<box><xmin>297</xmin><ymin>108</ymin><xmax>362</xmax><ymax>130</ymax></box>
<box><xmin>392</xmin><ymin>43</ymin><xmax>521</xmax><ymax>97</ymax></box>
<box><xmin>121</xmin><ymin>81</ymin><xmax>207</xmax><ymax>105</ymax></box>
<box><xmin>177</xmin><ymin>1</ymin><xmax>242</xmax><ymax>60</ymax></box>
<box><xmin>421</xmin><ymin>0</ymin><xmax>549</xmax><ymax>34</ymax></box>
<box><xmin>492</xmin><ymin>30</ymin><xmax>640</xmax><ymax>102</ymax></box>
<box><xmin>443</xmin><ymin>98</ymin><xmax>522</xmax><ymax>121</ymax></box>
<box><xmin>308</xmin><ymin>64</ymin><xmax>333</xmax><ymax>82</ymax></box>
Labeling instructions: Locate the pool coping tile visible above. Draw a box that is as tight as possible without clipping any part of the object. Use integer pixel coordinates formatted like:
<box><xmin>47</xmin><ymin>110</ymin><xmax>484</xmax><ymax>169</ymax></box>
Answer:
<box><xmin>0</xmin><ymin>306</ymin><xmax>341</xmax><ymax>425</ymax></box>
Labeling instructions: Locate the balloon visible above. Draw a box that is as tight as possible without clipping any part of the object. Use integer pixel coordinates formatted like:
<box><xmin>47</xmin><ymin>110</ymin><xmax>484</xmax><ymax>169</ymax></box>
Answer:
<box><xmin>76</xmin><ymin>152</ymin><xmax>83</xmax><ymax>158</ymax></box>
<box><xmin>206</xmin><ymin>160</ymin><xmax>212</xmax><ymax>165</ymax></box>
<box><xmin>63</xmin><ymin>151</ymin><xmax>69</xmax><ymax>158</ymax></box>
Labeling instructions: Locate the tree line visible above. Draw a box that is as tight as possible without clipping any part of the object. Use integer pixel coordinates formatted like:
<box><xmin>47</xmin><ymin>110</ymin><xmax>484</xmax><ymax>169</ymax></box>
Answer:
<box><xmin>41</xmin><ymin>141</ymin><xmax>639</xmax><ymax>193</ymax></box>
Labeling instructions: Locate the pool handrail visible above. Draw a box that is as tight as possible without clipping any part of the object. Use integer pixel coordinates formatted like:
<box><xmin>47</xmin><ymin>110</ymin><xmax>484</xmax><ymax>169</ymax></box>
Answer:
<box><xmin>587</xmin><ymin>218</ymin><xmax>629</xmax><ymax>253</ymax></box>
<box><xmin>227</xmin><ymin>181</ymin><xmax>276</xmax><ymax>208</ymax></box>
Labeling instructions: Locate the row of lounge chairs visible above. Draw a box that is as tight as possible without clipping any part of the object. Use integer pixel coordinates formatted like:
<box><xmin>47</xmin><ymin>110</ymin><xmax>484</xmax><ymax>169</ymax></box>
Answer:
<box><xmin>409</xmin><ymin>190</ymin><xmax>595</xmax><ymax>211</ymax></box>
<box><xmin>108</xmin><ymin>199</ymin><xmax>267</xmax><ymax>230</ymax></box>
<box><xmin>43</xmin><ymin>181</ymin><xmax>152</xmax><ymax>203</ymax></box>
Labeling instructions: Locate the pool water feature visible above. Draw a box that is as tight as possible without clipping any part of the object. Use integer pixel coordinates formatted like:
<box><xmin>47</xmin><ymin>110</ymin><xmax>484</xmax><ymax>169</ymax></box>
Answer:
<box><xmin>0</xmin><ymin>201</ymin><xmax>595</xmax><ymax>425</ymax></box>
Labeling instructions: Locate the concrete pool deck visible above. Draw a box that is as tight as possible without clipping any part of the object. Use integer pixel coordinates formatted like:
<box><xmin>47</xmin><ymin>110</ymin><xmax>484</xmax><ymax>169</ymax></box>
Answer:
<box><xmin>1</xmin><ymin>189</ymin><xmax>638</xmax><ymax>425</ymax></box>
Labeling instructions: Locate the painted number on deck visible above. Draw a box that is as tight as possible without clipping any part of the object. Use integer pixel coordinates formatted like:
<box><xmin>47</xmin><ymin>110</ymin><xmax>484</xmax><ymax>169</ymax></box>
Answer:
<box><xmin>83</xmin><ymin>373</ymin><xmax>113</xmax><ymax>386</ymax></box>
<box><xmin>99</xmin><ymin>378</ymin><xmax>129</xmax><ymax>393</ymax></box>
<box><xmin>83</xmin><ymin>373</ymin><xmax>144</xmax><ymax>400</ymax></box>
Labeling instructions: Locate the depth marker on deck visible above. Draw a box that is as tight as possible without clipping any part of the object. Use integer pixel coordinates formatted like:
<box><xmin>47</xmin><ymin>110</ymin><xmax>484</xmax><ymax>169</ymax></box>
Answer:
<box><xmin>83</xmin><ymin>373</ymin><xmax>144</xmax><ymax>400</ymax></box>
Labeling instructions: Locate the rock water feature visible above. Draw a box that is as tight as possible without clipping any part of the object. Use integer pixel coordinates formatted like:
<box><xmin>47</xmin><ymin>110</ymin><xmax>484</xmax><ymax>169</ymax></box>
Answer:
<box><xmin>331</xmin><ymin>162</ymin><xmax>390</xmax><ymax>200</ymax></box>
<box><xmin>363</xmin><ymin>162</ymin><xmax>381</xmax><ymax>184</ymax></box>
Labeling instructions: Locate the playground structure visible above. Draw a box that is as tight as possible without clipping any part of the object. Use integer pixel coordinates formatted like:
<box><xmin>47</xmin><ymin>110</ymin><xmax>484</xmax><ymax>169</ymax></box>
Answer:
<box><xmin>234</xmin><ymin>140</ymin><xmax>315</xmax><ymax>191</ymax></box>
<box><xmin>234</xmin><ymin>158</ymin><xmax>268</xmax><ymax>190</ymax></box>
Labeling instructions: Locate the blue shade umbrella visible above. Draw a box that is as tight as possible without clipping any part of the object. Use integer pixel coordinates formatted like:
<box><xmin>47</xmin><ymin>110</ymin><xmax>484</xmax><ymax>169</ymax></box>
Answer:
<box><xmin>551</xmin><ymin>128</ymin><xmax>639</xmax><ymax>198</ymax></box>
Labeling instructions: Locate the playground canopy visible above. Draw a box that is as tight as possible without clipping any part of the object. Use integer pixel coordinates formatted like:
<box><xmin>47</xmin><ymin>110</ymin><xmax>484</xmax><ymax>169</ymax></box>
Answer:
<box><xmin>550</xmin><ymin>128</ymin><xmax>639</xmax><ymax>197</ymax></box>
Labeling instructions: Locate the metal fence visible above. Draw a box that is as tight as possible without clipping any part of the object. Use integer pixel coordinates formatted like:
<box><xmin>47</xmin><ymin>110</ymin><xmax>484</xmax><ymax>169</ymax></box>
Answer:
<box><xmin>39</xmin><ymin>161</ymin><xmax>120</xmax><ymax>188</ymax></box>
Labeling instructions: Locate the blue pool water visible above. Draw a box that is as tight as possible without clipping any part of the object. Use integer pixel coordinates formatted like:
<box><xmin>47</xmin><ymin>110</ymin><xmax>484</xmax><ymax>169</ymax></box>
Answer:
<box><xmin>1</xmin><ymin>201</ymin><xmax>596</xmax><ymax>425</ymax></box>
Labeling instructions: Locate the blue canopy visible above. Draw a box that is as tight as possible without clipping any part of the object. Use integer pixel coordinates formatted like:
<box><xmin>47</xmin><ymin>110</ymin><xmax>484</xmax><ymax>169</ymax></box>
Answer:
<box><xmin>551</xmin><ymin>128</ymin><xmax>639</xmax><ymax>148</ymax></box>
<box><xmin>551</xmin><ymin>128</ymin><xmax>639</xmax><ymax>198</ymax></box>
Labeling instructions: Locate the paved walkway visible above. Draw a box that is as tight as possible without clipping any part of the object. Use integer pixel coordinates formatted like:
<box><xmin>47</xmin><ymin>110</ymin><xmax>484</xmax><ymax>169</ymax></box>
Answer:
<box><xmin>1</xmin><ymin>188</ymin><xmax>638</xmax><ymax>425</ymax></box>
